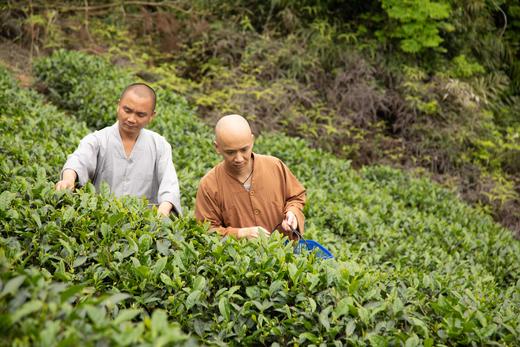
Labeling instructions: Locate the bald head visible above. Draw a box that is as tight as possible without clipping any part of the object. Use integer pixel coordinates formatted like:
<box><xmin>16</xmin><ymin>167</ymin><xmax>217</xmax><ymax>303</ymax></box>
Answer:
<box><xmin>214</xmin><ymin>115</ymin><xmax>255</xmax><ymax>173</ymax></box>
<box><xmin>215</xmin><ymin>114</ymin><xmax>252</xmax><ymax>144</ymax></box>
<box><xmin>120</xmin><ymin>83</ymin><xmax>156</xmax><ymax>111</ymax></box>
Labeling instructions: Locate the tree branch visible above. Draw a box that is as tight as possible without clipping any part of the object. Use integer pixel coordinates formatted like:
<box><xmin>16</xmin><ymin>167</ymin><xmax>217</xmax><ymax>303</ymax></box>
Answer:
<box><xmin>30</xmin><ymin>1</ymin><xmax>192</xmax><ymax>14</ymax></box>
<box><xmin>490</xmin><ymin>0</ymin><xmax>508</xmax><ymax>38</ymax></box>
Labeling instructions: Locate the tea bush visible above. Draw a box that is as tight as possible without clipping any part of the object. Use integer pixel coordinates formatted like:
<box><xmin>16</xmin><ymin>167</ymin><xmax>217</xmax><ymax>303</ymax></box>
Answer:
<box><xmin>0</xmin><ymin>68</ymin><xmax>194</xmax><ymax>346</ymax></box>
<box><xmin>33</xmin><ymin>49</ymin><xmax>130</xmax><ymax>130</ymax></box>
<box><xmin>1</xmin><ymin>51</ymin><xmax>520</xmax><ymax>345</ymax></box>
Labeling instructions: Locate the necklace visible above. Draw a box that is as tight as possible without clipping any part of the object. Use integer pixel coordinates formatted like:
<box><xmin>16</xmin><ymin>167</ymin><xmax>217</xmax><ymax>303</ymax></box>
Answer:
<box><xmin>239</xmin><ymin>168</ymin><xmax>254</xmax><ymax>185</ymax></box>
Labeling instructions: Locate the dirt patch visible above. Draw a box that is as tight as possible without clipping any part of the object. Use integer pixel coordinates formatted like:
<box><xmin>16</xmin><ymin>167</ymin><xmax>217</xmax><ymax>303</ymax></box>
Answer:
<box><xmin>0</xmin><ymin>38</ymin><xmax>34</xmax><ymax>87</ymax></box>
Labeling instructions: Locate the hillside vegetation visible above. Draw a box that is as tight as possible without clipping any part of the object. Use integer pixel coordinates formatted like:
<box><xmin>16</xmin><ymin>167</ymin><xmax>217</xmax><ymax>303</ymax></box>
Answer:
<box><xmin>1</xmin><ymin>50</ymin><xmax>520</xmax><ymax>345</ymax></box>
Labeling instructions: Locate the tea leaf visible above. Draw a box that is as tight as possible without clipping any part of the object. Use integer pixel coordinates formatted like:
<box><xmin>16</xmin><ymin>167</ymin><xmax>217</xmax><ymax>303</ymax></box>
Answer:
<box><xmin>185</xmin><ymin>290</ymin><xmax>201</xmax><ymax>310</ymax></box>
<box><xmin>151</xmin><ymin>309</ymin><xmax>168</xmax><ymax>339</ymax></box>
<box><xmin>1</xmin><ymin>275</ymin><xmax>25</xmax><ymax>298</ymax></box>
<box><xmin>319</xmin><ymin>305</ymin><xmax>332</xmax><ymax>331</ymax></box>
<box><xmin>113</xmin><ymin>309</ymin><xmax>141</xmax><ymax>325</ymax></box>
<box><xmin>218</xmin><ymin>297</ymin><xmax>231</xmax><ymax>321</ymax></box>
<box><xmin>152</xmin><ymin>257</ymin><xmax>168</xmax><ymax>276</ymax></box>
<box><xmin>11</xmin><ymin>300</ymin><xmax>43</xmax><ymax>324</ymax></box>
<box><xmin>160</xmin><ymin>273</ymin><xmax>174</xmax><ymax>287</ymax></box>
<box><xmin>73</xmin><ymin>256</ymin><xmax>87</xmax><ymax>268</ymax></box>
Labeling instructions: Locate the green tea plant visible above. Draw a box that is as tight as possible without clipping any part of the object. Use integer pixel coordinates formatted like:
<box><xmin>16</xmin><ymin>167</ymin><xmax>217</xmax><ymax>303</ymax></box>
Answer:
<box><xmin>1</xmin><ymin>51</ymin><xmax>520</xmax><ymax>345</ymax></box>
<box><xmin>0</xmin><ymin>67</ymin><xmax>194</xmax><ymax>346</ymax></box>
<box><xmin>33</xmin><ymin>50</ymin><xmax>130</xmax><ymax>130</ymax></box>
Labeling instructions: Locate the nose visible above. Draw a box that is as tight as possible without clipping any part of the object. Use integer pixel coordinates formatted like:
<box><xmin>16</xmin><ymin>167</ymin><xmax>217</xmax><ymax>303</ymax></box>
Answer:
<box><xmin>233</xmin><ymin>153</ymin><xmax>244</xmax><ymax>163</ymax></box>
<box><xmin>127</xmin><ymin>113</ymin><xmax>136</xmax><ymax>124</ymax></box>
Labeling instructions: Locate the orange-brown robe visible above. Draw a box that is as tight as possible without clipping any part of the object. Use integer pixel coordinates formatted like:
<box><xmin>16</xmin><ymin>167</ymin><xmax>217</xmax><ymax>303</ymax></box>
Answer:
<box><xmin>195</xmin><ymin>153</ymin><xmax>306</xmax><ymax>239</ymax></box>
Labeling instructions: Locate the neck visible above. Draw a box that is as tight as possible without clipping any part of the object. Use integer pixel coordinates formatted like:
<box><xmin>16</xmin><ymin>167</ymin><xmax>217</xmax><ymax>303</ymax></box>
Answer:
<box><xmin>225</xmin><ymin>158</ymin><xmax>253</xmax><ymax>180</ymax></box>
<box><xmin>118</xmin><ymin>126</ymin><xmax>140</xmax><ymax>142</ymax></box>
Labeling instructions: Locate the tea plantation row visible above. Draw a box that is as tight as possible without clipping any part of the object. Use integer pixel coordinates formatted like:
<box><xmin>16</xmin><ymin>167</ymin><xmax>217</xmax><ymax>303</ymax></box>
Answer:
<box><xmin>0</xmin><ymin>50</ymin><xmax>518</xmax><ymax>345</ymax></box>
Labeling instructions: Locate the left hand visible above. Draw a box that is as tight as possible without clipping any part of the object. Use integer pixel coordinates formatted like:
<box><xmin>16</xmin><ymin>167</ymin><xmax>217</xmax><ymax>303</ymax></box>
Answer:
<box><xmin>281</xmin><ymin>211</ymin><xmax>297</xmax><ymax>232</ymax></box>
<box><xmin>238</xmin><ymin>226</ymin><xmax>271</xmax><ymax>240</ymax></box>
<box><xmin>157</xmin><ymin>202</ymin><xmax>173</xmax><ymax>216</ymax></box>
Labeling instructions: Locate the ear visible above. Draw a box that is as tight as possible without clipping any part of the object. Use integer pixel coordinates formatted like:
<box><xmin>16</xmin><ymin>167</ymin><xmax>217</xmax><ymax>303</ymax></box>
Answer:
<box><xmin>116</xmin><ymin>100</ymin><xmax>121</xmax><ymax>110</ymax></box>
<box><xmin>213</xmin><ymin>140</ymin><xmax>220</xmax><ymax>154</ymax></box>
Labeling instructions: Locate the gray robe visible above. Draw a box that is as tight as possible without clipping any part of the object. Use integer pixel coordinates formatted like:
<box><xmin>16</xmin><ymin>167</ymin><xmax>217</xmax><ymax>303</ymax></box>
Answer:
<box><xmin>62</xmin><ymin>123</ymin><xmax>182</xmax><ymax>214</ymax></box>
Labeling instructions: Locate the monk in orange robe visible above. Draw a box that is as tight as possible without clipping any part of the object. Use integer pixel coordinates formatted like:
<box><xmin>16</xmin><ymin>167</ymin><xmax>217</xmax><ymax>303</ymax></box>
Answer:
<box><xmin>195</xmin><ymin>114</ymin><xmax>306</xmax><ymax>240</ymax></box>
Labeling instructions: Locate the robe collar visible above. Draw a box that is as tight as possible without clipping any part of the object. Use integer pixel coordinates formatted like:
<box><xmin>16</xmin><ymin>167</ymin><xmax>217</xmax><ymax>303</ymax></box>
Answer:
<box><xmin>222</xmin><ymin>152</ymin><xmax>256</xmax><ymax>189</ymax></box>
<box><xmin>112</xmin><ymin>122</ymin><xmax>144</xmax><ymax>159</ymax></box>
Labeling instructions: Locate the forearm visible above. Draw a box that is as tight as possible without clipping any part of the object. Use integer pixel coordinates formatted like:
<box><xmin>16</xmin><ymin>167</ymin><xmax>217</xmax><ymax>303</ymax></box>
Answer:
<box><xmin>62</xmin><ymin>134</ymin><xmax>99</xmax><ymax>186</ymax></box>
<box><xmin>62</xmin><ymin>169</ymin><xmax>78</xmax><ymax>183</ymax></box>
<box><xmin>56</xmin><ymin>169</ymin><xmax>78</xmax><ymax>190</ymax></box>
<box><xmin>285</xmin><ymin>189</ymin><xmax>306</xmax><ymax>211</ymax></box>
<box><xmin>156</xmin><ymin>159</ymin><xmax>182</xmax><ymax>215</ymax></box>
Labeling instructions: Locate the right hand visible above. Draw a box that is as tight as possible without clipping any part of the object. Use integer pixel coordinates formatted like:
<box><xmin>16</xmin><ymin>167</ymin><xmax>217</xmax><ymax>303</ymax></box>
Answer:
<box><xmin>238</xmin><ymin>226</ymin><xmax>271</xmax><ymax>240</ymax></box>
<box><xmin>55</xmin><ymin>169</ymin><xmax>77</xmax><ymax>191</ymax></box>
<box><xmin>55</xmin><ymin>179</ymin><xmax>75</xmax><ymax>191</ymax></box>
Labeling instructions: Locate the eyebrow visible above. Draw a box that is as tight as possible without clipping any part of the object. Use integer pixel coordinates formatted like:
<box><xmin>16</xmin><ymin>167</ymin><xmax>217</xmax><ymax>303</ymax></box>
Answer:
<box><xmin>123</xmin><ymin>105</ymin><xmax>148</xmax><ymax>116</ymax></box>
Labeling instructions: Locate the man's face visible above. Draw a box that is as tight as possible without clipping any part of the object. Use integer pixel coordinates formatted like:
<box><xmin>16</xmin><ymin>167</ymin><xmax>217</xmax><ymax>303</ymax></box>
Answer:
<box><xmin>117</xmin><ymin>90</ymin><xmax>155</xmax><ymax>136</ymax></box>
<box><xmin>215</xmin><ymin>133</ymin><xmax>254</xmax><ymax>174</ymax></box>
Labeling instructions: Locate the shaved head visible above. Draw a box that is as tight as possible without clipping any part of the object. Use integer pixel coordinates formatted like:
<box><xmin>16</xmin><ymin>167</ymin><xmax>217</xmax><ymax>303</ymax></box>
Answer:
<box><xmin>214</xmin><ymin>115</ymin><xmax>255</xmax><ymax>174</ymax></box>
<box><xmin>215</xmin><ymin>114</ymin><xmax>252</xmax><ymax>144</ymax></box>
<box><xmin>120</xmin><ymin>83</ymin><xmax>156</xmax><ymax>111</ymax></box>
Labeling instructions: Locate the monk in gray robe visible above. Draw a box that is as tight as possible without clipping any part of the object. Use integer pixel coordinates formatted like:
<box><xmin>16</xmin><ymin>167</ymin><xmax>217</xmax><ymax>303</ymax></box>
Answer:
<box><xmin>195</xmin><ymin>114</ymin><xmax>306</xmax><ymax>239</ymax></box>
<box><xmin>55</xmin><ymin>83</ymin><xmax>181</xmax><ymax>216</ymax></box>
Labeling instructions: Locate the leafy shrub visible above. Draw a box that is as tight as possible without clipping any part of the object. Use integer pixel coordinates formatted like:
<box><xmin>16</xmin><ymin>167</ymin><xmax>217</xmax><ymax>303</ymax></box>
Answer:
<box><xmin>380</xmin><ymin>0</ymin><xmax>452</xmax><ymax>53</ymax></box>
<box><xmin>33</xmin><ymin>49</ymin><xmax>131</xmax><ymax>130</ymax></box>
<box><xmin>160</xmin><ymin>27</ymin><xmax>407</xmax><ymax>167</ymax></box>
<box><xmin>449</xmin><ymin>54</ymin><xmax>485</xmax><ymax>78</ymax></box>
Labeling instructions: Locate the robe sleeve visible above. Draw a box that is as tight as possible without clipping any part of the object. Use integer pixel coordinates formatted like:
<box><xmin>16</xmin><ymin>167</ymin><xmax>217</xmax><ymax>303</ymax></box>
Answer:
<box><xmin>281</xmin><ymin>161</ymin><xmax>307</xmax><ymax>234</ymax></box>
<box><xmin>195</xmin><ymin>178</ymin><xmax>240</xmax><ymax>238</ymax></box>
<box><xmin>62</xmin><ymin>133</ymin><xmax>99</xmax><ymax>186</ymax></box>
<box><xmin>156</xmin><ymin>140</ymin><xmax>182</xmax><ymax>215</ymax></box>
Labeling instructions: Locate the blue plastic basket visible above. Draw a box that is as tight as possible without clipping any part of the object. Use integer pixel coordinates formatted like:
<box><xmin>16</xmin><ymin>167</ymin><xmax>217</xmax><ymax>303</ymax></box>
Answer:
<box><xmin>294</xmin><ymin>239</ymin><xmax>334</xmax><ymax>259</ymax></box>
<box><xmin>290</xmin><ymin>227</ymin><xmax>334</xmax><ymax>260</ymax></box>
